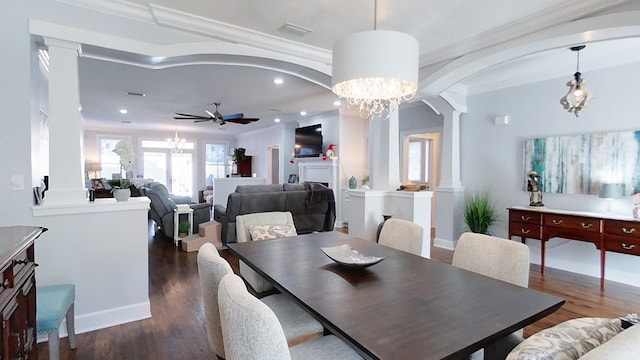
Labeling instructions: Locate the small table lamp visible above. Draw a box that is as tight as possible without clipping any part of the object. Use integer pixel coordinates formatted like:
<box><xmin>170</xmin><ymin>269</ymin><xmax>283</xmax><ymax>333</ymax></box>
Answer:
<box><xmin>88</xmin><ymin>163</ymin><xmax>102</xmax><ymax>179</ymax></box>
<box><xmin>599</xmin><ymin>183</ymin><xmax>623</xmax><ymax>213</ymax></box>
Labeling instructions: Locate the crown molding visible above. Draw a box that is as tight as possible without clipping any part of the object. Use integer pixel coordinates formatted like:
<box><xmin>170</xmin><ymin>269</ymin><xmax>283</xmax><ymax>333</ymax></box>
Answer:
<box><xmin>148</xmin><ymin>4</ymin><xmax>331</xmax><ymax>66</ymax></box>
<box><xmin>53</xmin><ymin>0</ymin><xmax>155</xmax><ymax>24</ymax></box>
<box><xmin>419</xmin><ymin>0</ymin><xmax>629</xmax><ymax>67</ymax></box>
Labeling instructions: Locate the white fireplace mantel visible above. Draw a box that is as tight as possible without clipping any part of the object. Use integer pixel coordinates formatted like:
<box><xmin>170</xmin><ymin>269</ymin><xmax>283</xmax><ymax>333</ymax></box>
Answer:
<box><xmin>297</xmin><ymin>157</ymin><xmax>341</xmax><ymax>224</ymax></box>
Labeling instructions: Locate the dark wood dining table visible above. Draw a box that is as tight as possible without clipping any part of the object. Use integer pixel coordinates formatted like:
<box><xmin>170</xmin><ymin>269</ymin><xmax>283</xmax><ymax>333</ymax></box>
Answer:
<box><xmin>227</xmin><ymin>231</ymin><xmax>565</xmax><ymax>360</ymax></box>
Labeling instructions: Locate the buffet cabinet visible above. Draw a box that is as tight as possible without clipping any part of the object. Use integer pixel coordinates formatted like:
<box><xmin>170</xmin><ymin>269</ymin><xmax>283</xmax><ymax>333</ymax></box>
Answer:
<box><xmin>508</xmin><ymin>206</ymin><xmax>640</xmax><ymax>287</ymax></box>
<box><xmin>0</xmin><ymin>226</ymin><xmax>45</xmax><ymax>360</ymax></box>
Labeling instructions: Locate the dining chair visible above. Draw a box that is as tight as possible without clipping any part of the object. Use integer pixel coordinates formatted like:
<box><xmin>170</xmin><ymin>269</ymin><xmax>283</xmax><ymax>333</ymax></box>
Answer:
<box><xmin>452</xmin><ymin>232</ymin><xmax>531</xmax><ymax>360</ymax></box>
<box><xmin>197</xmin><ymin>243</ymin><xmax>323</xmax><ymax>359</ymax></box>
<box><xmin>378</xmin><ymin>218</ymin><xmax>424</xmax><ymax>256</ymax></box>
<box><xmin>236</xmin><ymin>211</ymin><xmax>298</xmax><ymax>293</ymax></box>
<box><xmin>218</xmin><ymin>273</ymin><xmax>363</xmax><ymax>360</ymax></box>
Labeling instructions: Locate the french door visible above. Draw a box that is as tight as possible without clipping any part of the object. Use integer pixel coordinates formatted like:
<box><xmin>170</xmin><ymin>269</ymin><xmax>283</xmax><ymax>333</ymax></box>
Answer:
<box><xmin>143</xmin><ymin>150</ymin><xmax>194</xmax><ymax>197</ymax></box>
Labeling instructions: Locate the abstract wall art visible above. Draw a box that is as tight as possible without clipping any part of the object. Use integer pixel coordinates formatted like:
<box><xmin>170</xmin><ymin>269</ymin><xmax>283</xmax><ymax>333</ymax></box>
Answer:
<box><xmin>523</xmin><ymin>130</ymin><xmax>640</xmax><ymax>195</ymax></box>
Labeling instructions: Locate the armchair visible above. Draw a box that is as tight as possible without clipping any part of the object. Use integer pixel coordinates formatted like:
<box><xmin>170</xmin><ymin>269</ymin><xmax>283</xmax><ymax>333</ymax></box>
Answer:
<box><xmin>142</xmin><ymin>182</ymin><xmax>211</xmax><ymax>238</ymax></box>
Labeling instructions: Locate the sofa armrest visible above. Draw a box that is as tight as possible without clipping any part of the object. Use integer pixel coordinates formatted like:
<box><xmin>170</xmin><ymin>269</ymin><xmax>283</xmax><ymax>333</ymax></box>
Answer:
<box><xmin>171</xmin><ymin>195</ymin><xmax>193</xmax><ymax>204</ymax></box>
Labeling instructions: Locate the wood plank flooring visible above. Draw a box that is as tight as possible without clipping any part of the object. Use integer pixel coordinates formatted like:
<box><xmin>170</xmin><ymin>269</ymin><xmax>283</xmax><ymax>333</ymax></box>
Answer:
<box><xmin>39</xmin><ymin>224</ymin><xmax>640</xmax><ymax>359</ymax></box>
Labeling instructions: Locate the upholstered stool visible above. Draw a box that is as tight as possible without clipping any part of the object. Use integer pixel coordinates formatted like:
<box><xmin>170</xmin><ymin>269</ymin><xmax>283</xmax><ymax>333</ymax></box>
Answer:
<box><xmin>37</xmin><ymin>284</ymin><xmax>77</xmax><ymax>360</ymax></box>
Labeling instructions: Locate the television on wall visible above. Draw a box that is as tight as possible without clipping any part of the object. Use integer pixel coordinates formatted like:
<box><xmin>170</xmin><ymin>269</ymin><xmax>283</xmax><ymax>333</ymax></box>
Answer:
<box><xmin>294</xmin><ymin>124</ymin><xmax>323</xmax><ymax>158</ymax></box>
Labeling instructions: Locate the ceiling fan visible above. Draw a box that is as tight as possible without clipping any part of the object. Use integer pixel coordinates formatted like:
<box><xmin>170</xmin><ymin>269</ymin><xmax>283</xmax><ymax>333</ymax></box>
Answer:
<box><xmin>173</xmin><ymin>102</ymin><xmax>259</xmax><ymax>125</ymax></box>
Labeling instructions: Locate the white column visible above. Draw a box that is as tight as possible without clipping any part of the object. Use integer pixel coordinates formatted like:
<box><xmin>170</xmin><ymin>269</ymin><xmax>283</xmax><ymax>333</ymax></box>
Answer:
<box><xmin>42</xmin><ymin>38</ymin><xmax>86</xmax><ymax>205</ymax></box>
<box><xmin>427</xmin><ymin>94</ymin><xmax>466</xmax><ymax>250</ymax></box>
<box><xmin>369</xmin><ymin>104</ymin><xmax>400</xmax><ymax>191</ymax></box>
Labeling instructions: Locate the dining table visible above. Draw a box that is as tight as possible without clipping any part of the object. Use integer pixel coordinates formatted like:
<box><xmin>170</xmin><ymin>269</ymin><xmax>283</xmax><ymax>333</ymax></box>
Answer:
<box><xmin>227</xmin><ymin>231</ymin><xmax>565</xmax><ymax>360</ymax></box>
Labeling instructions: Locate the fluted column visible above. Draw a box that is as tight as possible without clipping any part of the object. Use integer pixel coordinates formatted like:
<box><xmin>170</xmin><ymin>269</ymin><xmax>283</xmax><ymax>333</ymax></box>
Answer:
<box><xmin>42</xmin><ymin>38</ymin><xmax>86</xmax><ymax>204</ymax></box>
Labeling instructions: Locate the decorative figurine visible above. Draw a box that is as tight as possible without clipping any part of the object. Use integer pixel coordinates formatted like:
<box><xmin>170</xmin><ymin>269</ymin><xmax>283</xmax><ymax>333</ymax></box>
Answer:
<box><xmin>348</xmin><ymin>176</ymin><xmax>357</xmax><ymax>189</ymax></box>
<box><xmin>527</xmin><ymin>171</ymin><xmax>544</xmax><ymax>207</ymax></box>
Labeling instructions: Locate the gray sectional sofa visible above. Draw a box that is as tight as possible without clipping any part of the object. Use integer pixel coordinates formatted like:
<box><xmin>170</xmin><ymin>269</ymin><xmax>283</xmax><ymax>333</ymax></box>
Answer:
<box><xmin>213</xmin><ymin>182</ymin><xmax>336</xmax><ymax>245</ymax></box>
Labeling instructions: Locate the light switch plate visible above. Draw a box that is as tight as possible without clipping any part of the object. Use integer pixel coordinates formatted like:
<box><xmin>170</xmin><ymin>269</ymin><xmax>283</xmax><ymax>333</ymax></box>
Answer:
<box><xmin>10</xmin><ymin>175</ymin><xmax>24</xmax><ymax>191</ymax></box>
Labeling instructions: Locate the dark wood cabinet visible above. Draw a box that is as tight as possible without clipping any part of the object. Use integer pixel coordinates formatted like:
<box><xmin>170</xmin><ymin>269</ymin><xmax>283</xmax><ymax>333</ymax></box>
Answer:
<box><xmin>508</xmin><ymin>207</ymin><xmax>640</xmax><ymax>288</ymax></box>
<box><xmin>235</xmin><ymin>156</ymin><xmax>252</xmax><ymax>177</ymax></box>
<box><xmin>0</xmin><ymin>226</ymin><xmax>45</xmax><ymax>360</ymax></box>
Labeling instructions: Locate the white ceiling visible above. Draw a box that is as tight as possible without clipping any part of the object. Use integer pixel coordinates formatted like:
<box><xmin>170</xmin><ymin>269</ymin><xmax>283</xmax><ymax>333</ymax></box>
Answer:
<box><xmin>60</xmin><ymin>0</ymin><xmax>640</xmax><ymax>135</ymax></box>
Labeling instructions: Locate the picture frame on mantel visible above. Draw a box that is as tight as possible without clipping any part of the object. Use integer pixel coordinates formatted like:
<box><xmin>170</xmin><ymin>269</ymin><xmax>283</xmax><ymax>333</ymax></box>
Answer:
<box><xmin>523</xmin><ymin>130</ymin><xmax>640</xmax><ymax>195</ymax></box>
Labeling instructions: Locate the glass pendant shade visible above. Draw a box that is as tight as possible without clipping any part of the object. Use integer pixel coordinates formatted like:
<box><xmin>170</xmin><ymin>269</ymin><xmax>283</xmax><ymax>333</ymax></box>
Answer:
<box><xmin>331</xmin><ymin>30</ymin><xmax>419</xmax><ymax>118</ymax></box>
<box><xmin>559</xmin><ymin>45</ymin><xmax>591</xmax><ymax>117</ymax></box>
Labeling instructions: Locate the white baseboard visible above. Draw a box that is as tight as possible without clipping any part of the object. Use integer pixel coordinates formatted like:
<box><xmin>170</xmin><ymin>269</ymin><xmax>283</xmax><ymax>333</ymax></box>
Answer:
<box><xmin>434</xmin><ymin>237</ymin><xmax>455</xmax><ymax>250</ymax></box>
<box><xmin>38</xmin><ymin>301</ymin><xmax>151</xmax><ymax>343</ymax></box>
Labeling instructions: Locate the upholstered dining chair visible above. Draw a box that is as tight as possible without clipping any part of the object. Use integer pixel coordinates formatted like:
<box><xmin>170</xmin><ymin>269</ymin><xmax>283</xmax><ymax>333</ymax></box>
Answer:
<box><xmin>452</xmin><ymin>232</ymin><xmax>531</xmax><ymax>360</ymax></box>
<box><xmin>236</xmin><ymin>211</ymin><xmax>298</xmax><ymax>293</ymax></box>
<box><xmin>218</xmin><ymin>273</ymin><xmax>363</xmax><ymax>360</ymax></box>
<box><xmin>378</xmin><ymin>218</ymin><xmax>424</xmax><ymax>256</ymax></box>
<box><xmin>197</xmin><ymin>243</ymin><xmax>323</xmax><ymax>359</ymax></box>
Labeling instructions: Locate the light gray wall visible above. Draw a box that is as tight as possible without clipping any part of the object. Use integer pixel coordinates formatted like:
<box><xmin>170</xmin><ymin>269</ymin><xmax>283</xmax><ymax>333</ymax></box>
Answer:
<box><xmin>463</xmin><ymin>60</ymin><xmax>640</xmax><ymax>285</ymax></box>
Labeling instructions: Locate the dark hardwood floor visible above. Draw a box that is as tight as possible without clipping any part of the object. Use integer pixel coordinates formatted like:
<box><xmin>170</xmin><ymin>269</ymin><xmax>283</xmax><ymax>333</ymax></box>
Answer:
<box><xmin>39</xmin><ymin>224</ymin><xmax>640</xmax><ymax>359</ymax></box>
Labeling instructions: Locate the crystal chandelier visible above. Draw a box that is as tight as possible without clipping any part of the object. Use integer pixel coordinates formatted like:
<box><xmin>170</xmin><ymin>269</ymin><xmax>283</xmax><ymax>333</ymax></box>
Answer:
<box><xmin>559</xmin><ymin>45</ymin><xmax>591</xmax><ymax>117</ymax></box>
<box><xmin>331</xmin><ymin>0</ymin><xmax>419</xmax><ymax>119</ymax></box>
<box><xmin>167</xmin><ymin>129</ymin><xmax>185</xmax><ymax>153</ymax></box>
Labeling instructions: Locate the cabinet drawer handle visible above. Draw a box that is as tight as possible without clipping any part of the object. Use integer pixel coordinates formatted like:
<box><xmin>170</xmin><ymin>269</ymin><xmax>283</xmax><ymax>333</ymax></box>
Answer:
<box><xmin>520</xmin><ymin>216</ymin><xmax>531</xmax><ymax>221</ymax></box>
<box><xmin>552</xmin><ymin>219</ymin><xmax>563</xmax><ymax>225</ymax></box>
<box><xmin>580</xmin><ymin>223</ymin><xmax>593</xmax><ymax>229</ymax></box>
<box><xmin>622</xmin><ymin>227</ymin><xmax>636</xmax><ymax>234</ymax></box>
<box><xmin>622</xmin><ymin>243</ymin><xmax>636</xmax><ymax>250</ymax></box>
<box><xmin>520</xmin><ymin>229</ymin><xmax>531</xmax><ymax>234</ymax></box>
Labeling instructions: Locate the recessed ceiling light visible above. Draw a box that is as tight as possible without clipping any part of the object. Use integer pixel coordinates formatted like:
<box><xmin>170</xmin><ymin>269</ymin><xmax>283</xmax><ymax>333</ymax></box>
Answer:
<box><xmin>274</xmin><ymin>78</ymin><xmax>284</xmax><ymax>85</ymax></box>
<box><xmin>300</xmin><ymin>111</ymin><xmax>307</xmax><ymax>116</ymax></box>
<box><xmin>119</xmin><ymin>109</ymin><xmax>128</xmax><ymax>114</ymax></box>
<box><xmin>333</xmin><ymin>100</ymin><xmax>342</xmax><ymax>106</ymax></box>
<box><xmin>274</xmin><ymin>118</ymin><xmax>281</xmax><ymax>123</ymax></box>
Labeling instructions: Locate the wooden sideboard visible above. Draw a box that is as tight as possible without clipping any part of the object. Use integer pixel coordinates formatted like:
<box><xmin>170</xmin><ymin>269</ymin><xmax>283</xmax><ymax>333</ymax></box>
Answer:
<box><xmin>0</xmin><ymin>226</ymin><xmax>46</xmax><ymax>359</ymax></box>
<box><xmin>508</xmin><ymin>206</ymin><xmax>640</xmax><ymax>288</ymax></box>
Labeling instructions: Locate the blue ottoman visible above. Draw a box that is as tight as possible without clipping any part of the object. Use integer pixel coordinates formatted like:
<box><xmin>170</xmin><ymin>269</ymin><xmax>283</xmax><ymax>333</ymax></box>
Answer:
<box><xmin>36</xmin><ymin>284</ymin><xmax>77</xmax><ymax>360</ymax></box>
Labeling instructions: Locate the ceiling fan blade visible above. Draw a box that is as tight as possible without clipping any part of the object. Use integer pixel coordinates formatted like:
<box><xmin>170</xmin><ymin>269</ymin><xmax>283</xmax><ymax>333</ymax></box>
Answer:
<box><xmin>174</xmin><ymin>112</ymin><xmax>206</xmax><ymax>118</ymax></box>
<box><xmin>193</xmin><ymin>119</ymin><xmax>212</xmax><ymax>123</ymax></box>
<box><xmin>221</xmin><ymin>113</ymin><xmax>244</xmax><ymax>121</ymax></box>
<box><xmin>174</xmin><ymin>116</ymin><xmax>208</xmax><ymax>120</ymax></box>
<box><xmin>225</xmin><ymin>118</ymin><xmax>259</xmax><ymax>124</ymax></box>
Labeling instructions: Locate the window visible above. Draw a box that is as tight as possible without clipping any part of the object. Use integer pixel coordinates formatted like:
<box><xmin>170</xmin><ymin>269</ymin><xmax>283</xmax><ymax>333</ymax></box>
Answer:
<box><xmin>141</xmin><ymin>139</ymin><xmax>195</xmax><ymax>197</ymax></box>
<box><xmin>407</xmin><ymin>138</ymin><xmax>430</xmax><ymax>184</ymax></box>
<box><xmin>205</xmin><ymin>143</ymin><xmax>227</xmax><ymax>182</ymax></box>
<box><xmin>98</xmin><ymin>136</ymin><xmax>130</xmax><ymax>179</ymax></box>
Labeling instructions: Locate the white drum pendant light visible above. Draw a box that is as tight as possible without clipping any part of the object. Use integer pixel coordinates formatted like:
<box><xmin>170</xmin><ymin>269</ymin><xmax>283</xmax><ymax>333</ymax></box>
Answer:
<box><xmin>331</xmin><ymin>1</ymin><xmax>419</xmax><ymax>119</ymax></box>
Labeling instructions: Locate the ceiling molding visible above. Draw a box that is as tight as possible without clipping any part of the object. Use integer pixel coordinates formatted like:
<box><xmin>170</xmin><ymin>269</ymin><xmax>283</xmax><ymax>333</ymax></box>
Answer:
<box><xmin>418</xmin><ymin>0</ymin><xmax>629</xmax><ymax>68</ymax></box>
<box><xmin>148</xmin><ymin>4</ymin><xmax>332</xmax><ymax>66</ymax></box>
<box><xmin>419</xmin><ymin>10</ymin><xmax>640</xmax><ymax>97</ymax></box>
<box><xmin>53</xmin><ymin>0</ymin><xmax>155</xmax><ymax>24</ymax></box>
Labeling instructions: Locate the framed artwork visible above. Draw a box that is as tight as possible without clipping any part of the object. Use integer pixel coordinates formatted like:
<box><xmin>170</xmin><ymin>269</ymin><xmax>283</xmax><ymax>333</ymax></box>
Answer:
<box><xmin>288</xmin><ymin>174</ymin><xmax>297</xmax><ymax>183</ymax></box>
<box><xmin>523</xmin><ymin>130</ymin><xmax>640</xmax><ymax>195</ymax></box>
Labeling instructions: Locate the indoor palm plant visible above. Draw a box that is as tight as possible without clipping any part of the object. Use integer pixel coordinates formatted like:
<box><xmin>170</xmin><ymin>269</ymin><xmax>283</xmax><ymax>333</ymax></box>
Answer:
<box><xmin>463</xmin><ymin>188</ymin><xmax>498</xmax><ymax>234</ymax></box>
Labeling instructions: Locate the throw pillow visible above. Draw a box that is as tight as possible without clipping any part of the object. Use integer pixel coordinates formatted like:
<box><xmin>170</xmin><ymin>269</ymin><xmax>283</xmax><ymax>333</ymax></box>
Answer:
<box><xmin>506</xmin><ymin>317</ymin><xmax>624</xmax><ymax>360</ymax></box>
<box><xmin>249</xmin><ymin>224</ymin><xmax>297</xmax><ymax>241</ymax></box>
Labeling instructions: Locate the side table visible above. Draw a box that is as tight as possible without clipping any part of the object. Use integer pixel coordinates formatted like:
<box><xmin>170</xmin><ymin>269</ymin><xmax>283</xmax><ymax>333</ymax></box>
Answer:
<box><xmin>174</xmin><ymin>204</ymin><xmax>193</xmax><ymax>246</ymax></box>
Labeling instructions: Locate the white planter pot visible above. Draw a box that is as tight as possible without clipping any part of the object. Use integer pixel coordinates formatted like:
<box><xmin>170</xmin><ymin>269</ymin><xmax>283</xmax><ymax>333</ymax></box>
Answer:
<box><xmin>113</xmin><ymin>188</ymin><xmax>131</xmax><ymax>202</ymax></box>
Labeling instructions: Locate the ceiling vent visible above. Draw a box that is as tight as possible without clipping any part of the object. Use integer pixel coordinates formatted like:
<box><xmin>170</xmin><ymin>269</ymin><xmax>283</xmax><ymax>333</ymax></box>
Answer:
<box><xmin>279</xmin><ymin>22</ymin><xmax>312</xmax><ymax>36</ymax></box>
<box><xmin>125</xmin><ymin>91</ymin><xmax>146</xmax><ymax>97</ymax></box>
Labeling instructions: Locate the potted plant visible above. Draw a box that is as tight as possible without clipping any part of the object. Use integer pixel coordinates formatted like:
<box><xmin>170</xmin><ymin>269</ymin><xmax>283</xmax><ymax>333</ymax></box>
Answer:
<box><xmin>463</xmin><ymin>188</ymin><xmax>498</xmax><ymax>234</ymax></box>
<box><xmin>232</xmin><ymin>147</ymin><xmax>246</xmax><ymax>163</ymax></box>
<box><xmin>108</xmin><ymin>179</ymin><xmax>136</xmax><ymax>202</ymax></box>
<box><xmin>178</xmin><ymin>220</ymin><xmax>190</xmax><ymax>237</ymax></box>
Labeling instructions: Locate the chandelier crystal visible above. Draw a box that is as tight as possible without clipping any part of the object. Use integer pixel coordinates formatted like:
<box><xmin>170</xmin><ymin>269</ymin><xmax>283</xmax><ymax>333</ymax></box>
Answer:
<box><xmin>331</xmin><ymin>1</ymin><xmax>419</xmax><ymax>119</ymax></box>
<box><xmin>560</xmin><ymin>45</ymin><xmax>591</xmax><ymax>117</ymax></box>
<box><xmin>167</xmin><ymin>129</ymin><xmax>186</xmax><ymax>153</ymax></box>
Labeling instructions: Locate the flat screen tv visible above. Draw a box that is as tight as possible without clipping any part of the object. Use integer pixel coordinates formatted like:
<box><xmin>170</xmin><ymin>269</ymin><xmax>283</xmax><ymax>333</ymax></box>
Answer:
<box><xmin>294</xmin><ymin>124</ymin><xmax>323</xmax><ymax>158</ymax></box>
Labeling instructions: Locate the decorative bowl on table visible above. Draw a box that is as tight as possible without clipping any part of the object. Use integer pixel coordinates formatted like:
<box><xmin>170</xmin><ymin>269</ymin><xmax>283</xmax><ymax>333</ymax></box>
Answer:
<box><xmin>321</xmin><ymin>244</ymin><xmax>385</xmax><ymax>268</ymax></box>
<box><xmin>397</xmin><ymin>184</ymin><xmax>427</xmax><ymax>192</ymax></box>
